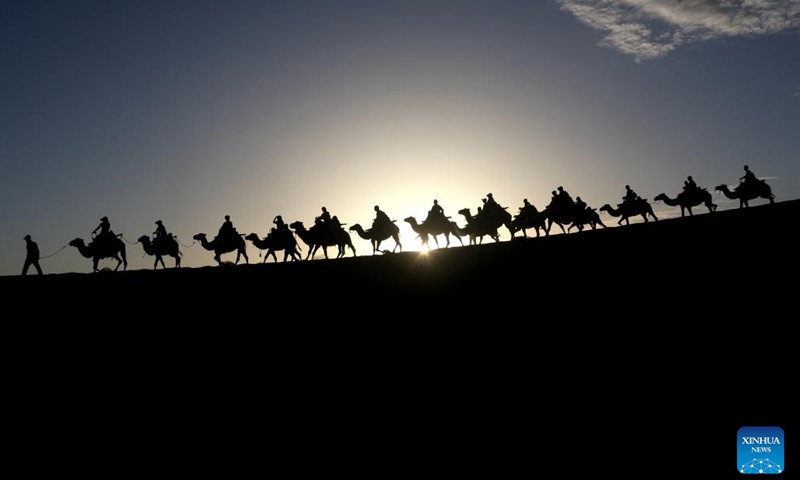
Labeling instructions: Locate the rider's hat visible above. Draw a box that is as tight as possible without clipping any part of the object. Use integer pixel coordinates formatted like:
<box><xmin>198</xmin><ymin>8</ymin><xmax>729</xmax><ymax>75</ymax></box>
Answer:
<box><xmin>24</xmin><ymin>235</ymin><xmax>31</xmax><ymax>240</ymax></box>
<box><xmin>101</xmin><ymin>216</ymin><xmax>108</xmax><ymax>221</ymax></box>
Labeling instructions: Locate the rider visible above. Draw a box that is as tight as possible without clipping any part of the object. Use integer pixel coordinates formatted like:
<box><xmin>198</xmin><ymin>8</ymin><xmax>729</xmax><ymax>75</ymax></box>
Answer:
<box><xmin>427</xmin><ymin>199</ymin><xmax>445</xmax><ymax>223</ymax></box>
<box><xmin>557</xmin><ymin>186</ymin><xmax>574</xmax><ymax>206</ymax></box>
<box><xmin>738</xmin><ymin>165</ymin><xmax>758</xmax><ymax>189</ymax></box>
<box><xmin>218</xmin><ymin>215</ymin><xmax>235</xmax><ymax>240</ymax></box>
<box><xmin>484</xmin><ymin>193</ymin><xmax>499</xmax><ymax>213</ymax></box>
<box><xmin>316</xmin><ymin>207</ymin><xmax>332</xmax><ymax>228</ymax></box>
<box><xmin>270</xmin><ymin>215</ymin><xmax>287</xmax><ymax>240</ymax></box>
<box><xmin>622</xmin><ymin>185</ymin><xmax>638</xmax><ymax>206</ymax></box>
<box><xmin>153</xmin><ymin>220</ymin><xmax>168</xmax><ymax>245</ymax></box>
<box><xmin>519</xmin><ymin>198</ymin><xmax>535</xmax><ymax>217</ymax></box>
<box><xmin>273</xmin><ymin>215</ymin><xmax>286</xmax><ymax>231</ymax></box>
<box><xmin>373</xmin><ymin>205</ymin><xmax>391</xmax><ymax>229</ymax></box>
<box><xmin>92</xmin><ymin>216</ymin><xmax>114</xmax><ymax>246</ymax></box>
<box><xmin>574</xmin><ymin>196</ymin><xmax>588</xmax><ymax>212</ymax></box>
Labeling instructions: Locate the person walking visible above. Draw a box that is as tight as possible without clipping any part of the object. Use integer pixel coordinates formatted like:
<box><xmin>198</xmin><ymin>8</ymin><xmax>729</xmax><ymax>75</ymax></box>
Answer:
<box><xmin>22</xmin><ymin>235</ymin><xmax>43</xmax><ymax>276</ymax></box>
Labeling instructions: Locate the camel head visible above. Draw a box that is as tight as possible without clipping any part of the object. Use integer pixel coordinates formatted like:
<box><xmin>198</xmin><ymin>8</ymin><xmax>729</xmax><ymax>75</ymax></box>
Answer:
<box><xmin>457</xmin><ymin>208</ymin><xmax>471</xmax><ymax>217</ymax></box>
<box><xmin>193</xmin><ymin>233</ymin><xmax>207</xmax><ymax>241</ymax></box>
<box><xmin>289</xmin><ymin>221</ymin><xmax>304</xmax><ymax>231</ymax></box>
<box><xmin>245</xmin><ymin>233</ymin><xmax>259</xmax><ymax>242</ymax></box>
<box><xmin>715</xmin><ymin>184</ymin><xmax>729</xmax><ymax>193</ymax></box>
<box><xmin>653</xmin><ymin>193</ymin><xmax>667</xmax><ymax>202</ymax></box>
<box><xmin>599</xmin><ymin>204</ymin><xmax>612</xmax><ymax>212</ymax></box>
<box><xmin>137</xmin><ymin>235</ymin><xmax>150</xmax><ymax>244</ymax></box>
<box><xmin>403</xmin><ymin>216</ymin><xmax>415</xmax><ymax>224</ymax></box>
<box><xmin>348</xmin><ymin>224</ymin><xmax>363</xmax><ymax>232</ymax></box>
<box><xmin>68</xmin><ymin>238</ymin><xmax>85</xmax><ymax>248</ymax></box>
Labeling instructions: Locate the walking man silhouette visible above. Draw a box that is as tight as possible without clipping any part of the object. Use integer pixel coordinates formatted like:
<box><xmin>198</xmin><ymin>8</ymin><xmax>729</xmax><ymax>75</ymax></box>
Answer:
<box><xmin>22</xmin><ymin>235</ymin><xmax>43</xmax><ymax>276</ymax></box>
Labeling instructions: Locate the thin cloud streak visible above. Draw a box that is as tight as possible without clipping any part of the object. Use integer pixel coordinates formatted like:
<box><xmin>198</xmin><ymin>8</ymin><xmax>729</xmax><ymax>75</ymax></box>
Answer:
<box><xmin>557</xmin><ymin>0</ymin><xmax>800</xmax><ymax>62</ymax></box>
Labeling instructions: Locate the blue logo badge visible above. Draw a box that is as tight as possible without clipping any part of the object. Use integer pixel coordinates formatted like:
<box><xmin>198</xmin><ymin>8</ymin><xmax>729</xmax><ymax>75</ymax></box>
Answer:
<box><xmin>738</xmin><ymin>426</ymin><xmax>784</xmax><ymax>474</ymax></box>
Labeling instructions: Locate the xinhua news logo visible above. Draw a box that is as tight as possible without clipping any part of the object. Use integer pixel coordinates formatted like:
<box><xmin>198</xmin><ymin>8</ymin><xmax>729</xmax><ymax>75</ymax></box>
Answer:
<box><xmin>738</xmin><ymin>426</ymin><xmax>784</xmax><ymax>474</ymax></box>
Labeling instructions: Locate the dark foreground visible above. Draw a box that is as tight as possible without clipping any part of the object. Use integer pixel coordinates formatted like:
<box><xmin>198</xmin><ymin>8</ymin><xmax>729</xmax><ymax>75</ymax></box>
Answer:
<box><xmin>4</xmin><ymin>200</ymin><xmax>794</xmax><ymax>475</ymax></box>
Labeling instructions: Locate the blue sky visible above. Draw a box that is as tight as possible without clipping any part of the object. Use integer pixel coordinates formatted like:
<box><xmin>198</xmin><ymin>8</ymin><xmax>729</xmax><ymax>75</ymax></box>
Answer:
<box><xmin>2</xmin><ymin>0</ymin><xmax>798</xmax><ymax>275</ymax></box>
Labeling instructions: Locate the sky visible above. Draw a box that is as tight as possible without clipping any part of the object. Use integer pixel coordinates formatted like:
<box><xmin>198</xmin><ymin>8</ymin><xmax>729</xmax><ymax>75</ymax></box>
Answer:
<box><xmin>2</xmin><ymin>0</ymin><xmax>798</xmax><ymax>276</ymax></box>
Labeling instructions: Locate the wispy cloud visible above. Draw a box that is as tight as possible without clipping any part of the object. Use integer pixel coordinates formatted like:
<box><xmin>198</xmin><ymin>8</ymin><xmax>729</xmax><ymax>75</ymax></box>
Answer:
<box><xmin>557</xmin><ymin>0</ymin><xmax>800</xmax><ymax>62</ymax></box>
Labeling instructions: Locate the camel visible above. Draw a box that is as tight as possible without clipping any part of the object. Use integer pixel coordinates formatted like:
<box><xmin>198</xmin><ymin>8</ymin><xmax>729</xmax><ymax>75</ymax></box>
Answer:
<box><xmin>511</xmin><ymin>206</ymin><xmax>548</xmax><ymax>238</ymax></box>
<box><xmin>404</xmin><ymin>216</ymin><xmax>462</xmax><ymax>249</ymax></box>
<box><xmin>542</xmin><ymin>201</ymin><xmax>591</xmax><ymax>235</ymax></box>
<box><xmin>192</xmin><ymin>233</ymin><xmax>249</xmax><ymax>265</ymax></box>
<box><xmin>457</xmin><ymin>208</ymin><xmax>507</xmax><ymax>245</ymax></box>
<box><xmin>448</xmin><ymin>221</ymin><xmax>495</xmax><ymax>246</ymax></box>
<box><xmin>566</xmin><ymin>208</ymin><xmax>607</xmax><ymax>233</ymax></box>
<box><xmin>599</xmin><ymin>200</ymin><xmax>659</xmax><ymax>226</ymax></box>
<box><xmin>244</xmin><ymin>232</ymin><xmax>302</xmax><ymax>263</ymax></box>
<box><xmin>69</xmin><ymin>236</ymin><xmax>128</xmax><ymax>272</ymax></box>
<box><xmin>290</xmin><ymin>221</ymin><xmax>356</xmax><ymax>260</ymax></box>
<box><xmin>715</xmin><ymin>182</ymin><xmax>775</xmax><ymax>208</ymax></box>
<box><xmin>349</xmin><ymin>221</ymin><xmax>402</xmax><ymax>254</ymax></box>
<box><xmin>654</xmin><ymin>189</ymin><xmax>717</xmax><ymax>217</ymax></box>
<box><xmin>137</xmin><ymin>235</ymin><xmax>181</xmax><ymax>269</ymax></box>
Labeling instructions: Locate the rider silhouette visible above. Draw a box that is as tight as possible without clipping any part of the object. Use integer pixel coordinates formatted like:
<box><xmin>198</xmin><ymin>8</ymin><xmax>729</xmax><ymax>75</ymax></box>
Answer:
<box><xmin>575</xmin><ymin>196</ymin><xmax>587</xmax><ymax>212</ymax></box>
<box><xmin>427</xmin><ymin>199</ymin><xmax>445</xmax><ymax>223</ymax></box>
<box><xmin>519</xmin><ymin>198</ymin><xmax>535</xmax><ymax>216</ymax></box>
<box><xmin>316</xmin><ymin>207</ymin><xmax>332</xmax><ymax>228</ymax></box>
<box><xmin>622</xmin><ymin>185</ymin><xmax>638</xmax><ymax>205</ymax></box>
<box><xmin>485</xmin><ymin>193</ymin><xmax>499</xmax><ymax>212</ymax></box>
<box><xmin>738</xmin><ymin>165</ymin><xmax>758</xmax><ymax>188</ymax></box>
<box><xmin>218</xmin><ymin>215</ymin><xmax>235</xmax><ymax>240</ymax></box>
<box><xmin>154</xmin><ymin>220</ymin><xmax>168</xmax><ymax>244</ymax></box>
<box><xmin>557</xmin><ymin>186</ymin><xmax>574</xmax><ymax>205</ymax></box>
<box><xmin>373</xmin><ymin>205</ymin><xmax>391</xmax><ymax>229</ymax></box>
<box><xmin>92</xmin><ymin>216</ymin><xmax>114</xmax><ymax>246</ymax></box>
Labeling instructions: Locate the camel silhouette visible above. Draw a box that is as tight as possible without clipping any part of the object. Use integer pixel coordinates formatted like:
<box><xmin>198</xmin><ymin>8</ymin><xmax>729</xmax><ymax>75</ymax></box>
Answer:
<box><xmin>566</xmin><ymin>208</ymin><xmax>607</xmax><ymax>233</ymax></box>
<box><xmin>511</xmin><ymin>205</ymin><xmax>547</xmax><ymax>238</ymax></box>
<box><xmin>543</xmin><ymin>201</ymin><xmax>603</xmax><ymax>235</ymax></box>
<box><xmin>715</xmin><ymin>182</ymin><xmax>775</xmax><ymax>208</ymax></box>
<box><xmin>447</xmin><ymin>220</ymin><xmax>495</xmax><ymax>245</ymax></box>
<box><xmin>69</xmin><ymin>237</ymin><xmax>128</xmax><ymax>272</ymax></box>
<box><xmin>290</xmin><ymin>221</ymin><xmax>356</xmax><ymax>260</ymax></box>
<box><xmin>599</xmin><ymin>200</ymin><xmax>659</xmax><ymax>226</ymax></box>
<box><xmin>192</xmin><ymin>233</ymin><xmax>249</xmax><ymax>265</ymax></box>
<box><xmin>654</xmin><ymin>189</ymin><xmax>717</xmax><ymax>217</ymax></box>
<box><xmin>404</xmin><ymin>216</ymin><xmax>461</xmax><ymax>249</ymax></box>
<box><xmin>244</xmin><ymin>232</ymin><xmax>301</xmax><ymax>263</ymax></box>
<box><xmin>457</xmin><ymin>208</ymin><xmax>503</xmax><ymax>244</ymax></box>
<box><xmin>349</xmin><ymin>222</ymin><xmax>402</xmax><ymax>254</ymax></box>
<box><xmin>137</xmin><ymin>235</ymin><xmax>182</xmax><ymax>269</ymax></box>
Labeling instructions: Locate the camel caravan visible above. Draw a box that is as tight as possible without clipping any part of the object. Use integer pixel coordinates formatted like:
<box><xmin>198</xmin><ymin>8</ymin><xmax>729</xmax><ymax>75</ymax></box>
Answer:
<box><xmin>66</xmin><ymin>166</ymin><xmax>775</xmax><ymax>271</ymax></box>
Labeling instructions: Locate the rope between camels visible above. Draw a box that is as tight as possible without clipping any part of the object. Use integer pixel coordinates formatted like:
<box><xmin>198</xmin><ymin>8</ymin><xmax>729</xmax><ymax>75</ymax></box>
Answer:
<box><xmin>39</xmin><ymin>244</ymin><xmax>68</xmax><ymax>260</ymax></box>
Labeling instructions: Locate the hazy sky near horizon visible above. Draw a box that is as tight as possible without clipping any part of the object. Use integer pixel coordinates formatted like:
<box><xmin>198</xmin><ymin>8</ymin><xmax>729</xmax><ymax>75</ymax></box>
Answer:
<box><xmin>2</xmin><ymin>0</ymin><xmax>799</xmax><ymax>276</ymax></box>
